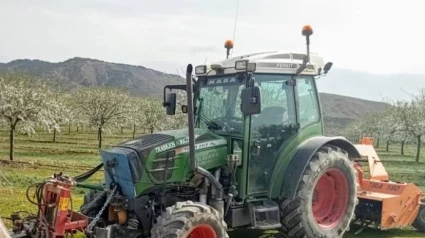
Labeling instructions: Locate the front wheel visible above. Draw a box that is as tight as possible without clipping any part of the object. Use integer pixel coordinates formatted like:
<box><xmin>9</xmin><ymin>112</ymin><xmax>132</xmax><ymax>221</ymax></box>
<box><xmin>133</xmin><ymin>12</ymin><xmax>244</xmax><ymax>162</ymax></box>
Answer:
<box><xmin>151</xmin><ymin>201</ymin><xmax>229</xmax><ymax>238</ymax></box>
<box><xmin>279</xmin><ymin>145</ymin><xmax>358</xmax><ymax>238</ymax></box>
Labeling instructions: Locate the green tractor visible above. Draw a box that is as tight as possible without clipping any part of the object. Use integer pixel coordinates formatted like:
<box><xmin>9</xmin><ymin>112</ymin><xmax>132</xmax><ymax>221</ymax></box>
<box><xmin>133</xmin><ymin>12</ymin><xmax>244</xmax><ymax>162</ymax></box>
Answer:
<box><xmin>81</xmin><ymin>25</ymin><xmax>359</xmax><ymax>238</ymax></box>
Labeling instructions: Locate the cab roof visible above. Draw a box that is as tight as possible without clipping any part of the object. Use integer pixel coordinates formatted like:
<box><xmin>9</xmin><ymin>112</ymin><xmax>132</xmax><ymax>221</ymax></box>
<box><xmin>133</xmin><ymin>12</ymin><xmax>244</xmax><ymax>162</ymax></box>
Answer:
<box><xmin>196</xmin><ymin>51</ymin><xmax>325</xmax><ymax>77</ymax></box>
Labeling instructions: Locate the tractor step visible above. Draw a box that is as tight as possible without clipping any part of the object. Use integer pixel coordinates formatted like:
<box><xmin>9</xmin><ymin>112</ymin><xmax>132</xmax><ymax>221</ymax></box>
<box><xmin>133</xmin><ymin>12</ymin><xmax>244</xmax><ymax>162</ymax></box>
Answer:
<box><xmin>248</xmin><ymin>200</ymin><xmax>282</xmax><ymax>230</ymax></box>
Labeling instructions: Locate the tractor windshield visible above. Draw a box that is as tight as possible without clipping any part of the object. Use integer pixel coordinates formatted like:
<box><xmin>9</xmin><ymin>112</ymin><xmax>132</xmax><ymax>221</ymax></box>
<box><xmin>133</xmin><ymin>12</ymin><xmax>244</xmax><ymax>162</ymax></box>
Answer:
<box><xmin>195</xmin><ymin>74</ymin><xmax>245</xmax><ymax>136</ymax></box>
<box><xmin>195</xmin><ymin>73</ymin><xmax>305</xmax><ymax>138</ymax></box>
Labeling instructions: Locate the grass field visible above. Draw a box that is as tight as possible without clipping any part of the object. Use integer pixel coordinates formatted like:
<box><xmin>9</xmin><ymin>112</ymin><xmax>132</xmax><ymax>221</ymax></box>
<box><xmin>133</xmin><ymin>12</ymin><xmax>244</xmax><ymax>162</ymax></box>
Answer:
<box><xmin>0</xmin><ymin>127</ymin><xmax>424</xmax><ymax>237</ymax></box>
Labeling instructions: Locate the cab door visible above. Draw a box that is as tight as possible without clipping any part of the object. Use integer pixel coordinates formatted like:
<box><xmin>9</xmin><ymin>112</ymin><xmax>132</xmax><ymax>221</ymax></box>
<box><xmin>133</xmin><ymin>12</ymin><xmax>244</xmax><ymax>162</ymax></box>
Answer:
<box><xmin>246</xmin><ymin>74</ymin><xmax>297</xmax><ymax>195</ymax></box>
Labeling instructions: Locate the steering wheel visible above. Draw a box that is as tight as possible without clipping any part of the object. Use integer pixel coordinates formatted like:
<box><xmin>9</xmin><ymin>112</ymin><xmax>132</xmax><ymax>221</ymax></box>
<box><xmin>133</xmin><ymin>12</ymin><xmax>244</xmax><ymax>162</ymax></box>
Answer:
<box><xmin>211</xmin><ymin>116</ymin><xmax>244</xmax><ymax>132</ymax></box>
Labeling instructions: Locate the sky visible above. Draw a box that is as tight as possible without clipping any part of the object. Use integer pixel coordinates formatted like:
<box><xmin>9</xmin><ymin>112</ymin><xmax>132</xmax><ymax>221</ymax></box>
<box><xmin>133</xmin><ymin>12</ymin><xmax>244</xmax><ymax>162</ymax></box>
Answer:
<box><xmin>1</xmin><ymin>0</ymin><xmax>425</xmax><ymax>82</ymax></box>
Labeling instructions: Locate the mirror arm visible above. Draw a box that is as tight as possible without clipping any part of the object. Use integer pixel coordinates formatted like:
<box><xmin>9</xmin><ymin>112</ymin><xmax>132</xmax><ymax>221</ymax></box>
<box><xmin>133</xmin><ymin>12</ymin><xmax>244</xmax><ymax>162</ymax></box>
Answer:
<box><xmin>162</xmin><ymin>87</ymin><xmax>168</xmax><ymax>107</ymax></box>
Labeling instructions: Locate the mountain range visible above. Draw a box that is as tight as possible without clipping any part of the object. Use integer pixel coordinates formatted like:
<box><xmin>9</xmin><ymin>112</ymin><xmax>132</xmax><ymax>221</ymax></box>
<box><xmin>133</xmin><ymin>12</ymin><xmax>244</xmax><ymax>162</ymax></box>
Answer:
<box><xmin>0</xmin><ymin>57</ymin><xmax>183</xmax><ymax>97</ymax></box>
<box><xmin>0</xmin><ymin>57</ymin><xmax>391</xmax><ymax>134</ymax></box>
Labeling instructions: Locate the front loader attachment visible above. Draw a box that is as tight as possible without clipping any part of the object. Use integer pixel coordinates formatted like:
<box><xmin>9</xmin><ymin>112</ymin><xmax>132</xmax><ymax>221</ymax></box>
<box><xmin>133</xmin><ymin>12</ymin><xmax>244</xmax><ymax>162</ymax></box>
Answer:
<box><xmin>353</xmin><ymin>138</ymin><xmax>424</xmax><ymax>231</ymax></box>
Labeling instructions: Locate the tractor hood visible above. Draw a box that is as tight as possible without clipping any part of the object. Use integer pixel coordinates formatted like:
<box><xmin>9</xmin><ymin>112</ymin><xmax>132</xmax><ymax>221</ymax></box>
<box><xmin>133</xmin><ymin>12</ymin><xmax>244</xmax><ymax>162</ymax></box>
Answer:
<box><xmin>117</xmin><ymin>128</ymin><xmax>227</xmax><ymax>159</ymax></box>
<box><xmin>100</xmin><ymin>128</ymin><xmax>228</xmax><ymax>197</ymax></box>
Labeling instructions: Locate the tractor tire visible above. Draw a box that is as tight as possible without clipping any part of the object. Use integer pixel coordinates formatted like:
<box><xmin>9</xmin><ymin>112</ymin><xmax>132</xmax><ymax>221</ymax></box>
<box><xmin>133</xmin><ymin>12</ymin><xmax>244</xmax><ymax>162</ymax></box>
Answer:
<box><xmin>80</xmin><ymin>190</ymin><xmax>107</xmax><ymax>218</ymax></box>
<box><xmin>151</xmin><ymin>201</ymin><xmax>229</xmax><ymax>238</ymax></box>
<box><xmin>413</xmin><ymin>199</ymin><xmax>425</xmax><ymax>232</ymax></box>
<box><xmin>279</xmin><ymin>145</ymin><xmax>358</xmax><ymax>238</ymax></box>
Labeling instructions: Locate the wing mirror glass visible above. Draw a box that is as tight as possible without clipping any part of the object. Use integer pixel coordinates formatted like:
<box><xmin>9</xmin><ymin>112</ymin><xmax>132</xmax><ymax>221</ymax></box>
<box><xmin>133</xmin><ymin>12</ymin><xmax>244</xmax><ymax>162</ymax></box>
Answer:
<box><xmin>241</xmin><ymin>86</ymin><xmax>261</xmax><ymax>115</ymax></box>
<box><xmin>163</xmin><ymin>92</ymin><xmax>177</xmax><ymax>115</ymax></box>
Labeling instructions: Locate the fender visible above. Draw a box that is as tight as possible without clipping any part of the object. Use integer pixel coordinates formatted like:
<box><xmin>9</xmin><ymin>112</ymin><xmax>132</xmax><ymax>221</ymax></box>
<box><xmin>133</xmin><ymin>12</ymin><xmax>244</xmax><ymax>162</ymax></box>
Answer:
<box><xmin>278</xmin><ymin>136</ymin><xmax>361</xmax><ymax>200</ymax></box>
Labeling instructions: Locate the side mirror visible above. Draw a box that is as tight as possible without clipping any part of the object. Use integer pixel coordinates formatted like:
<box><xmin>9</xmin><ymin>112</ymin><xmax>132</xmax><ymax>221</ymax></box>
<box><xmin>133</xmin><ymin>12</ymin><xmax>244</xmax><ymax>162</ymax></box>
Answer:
<box><xmin>164</xmin><ymin>93</ymin><xmax>177</xmax><ymax>115</ymax></box>
<box><xmin>241</xmin><ymin>86</ymin><xmax>261</xmax><ymax>115</ymax></box>
<box><xmin>323</xmin><ymin>62</ymin><xmax>333</xmax><ymax>74</ymax></box>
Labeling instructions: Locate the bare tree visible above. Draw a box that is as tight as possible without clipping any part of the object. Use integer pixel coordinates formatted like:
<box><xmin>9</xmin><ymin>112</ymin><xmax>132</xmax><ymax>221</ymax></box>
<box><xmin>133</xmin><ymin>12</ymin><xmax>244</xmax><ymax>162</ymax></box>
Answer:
<box><xmin>72</xmin><ymin>86</ymin><xmax>133</xmax><ymax>148</ymax></box>
<box><xmin>0</xmin><ymin>74</ymin><xmax>62</xmax><ymax>161</ymax></box>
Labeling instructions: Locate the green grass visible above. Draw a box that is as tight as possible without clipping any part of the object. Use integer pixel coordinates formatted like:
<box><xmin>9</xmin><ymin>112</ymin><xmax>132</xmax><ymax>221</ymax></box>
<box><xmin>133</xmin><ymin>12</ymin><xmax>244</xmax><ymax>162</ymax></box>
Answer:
<box><xmin>0</xmin><ymin>127</ymin><xmax>424</xmax><ymax>237</ymax></box>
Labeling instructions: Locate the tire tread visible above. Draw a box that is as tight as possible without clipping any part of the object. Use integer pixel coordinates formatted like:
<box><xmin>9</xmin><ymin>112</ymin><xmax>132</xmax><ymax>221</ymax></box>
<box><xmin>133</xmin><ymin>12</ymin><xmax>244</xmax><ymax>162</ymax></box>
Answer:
<box><xmin>279</xmin><ymin>145</ymin><xmax>358</xmax><ymax>238</ymax></box>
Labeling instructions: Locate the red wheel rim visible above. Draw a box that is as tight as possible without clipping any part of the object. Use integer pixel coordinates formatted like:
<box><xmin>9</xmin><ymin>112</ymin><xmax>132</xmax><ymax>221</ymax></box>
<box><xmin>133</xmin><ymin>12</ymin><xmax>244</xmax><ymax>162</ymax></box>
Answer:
<box><xmin>312</xmin><ymin>168</ymin><xmax>349</xmax><ymax>230</ymax></box>
<box><xmin>187</xmin><ymin>224</ymin><xmax>217</xmax><ymax>238</ymax></box>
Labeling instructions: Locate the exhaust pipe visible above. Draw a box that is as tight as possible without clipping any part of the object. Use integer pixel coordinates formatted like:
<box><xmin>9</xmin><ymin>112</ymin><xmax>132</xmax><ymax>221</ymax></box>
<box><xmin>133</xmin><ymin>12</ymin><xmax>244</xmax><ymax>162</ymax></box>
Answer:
<box><xmin>185</xmin><ymin>64</ymin><xmax>224</xmax><ymax>212</ymax></box>
<box><xmin>185</xmin><ymin>64</ymin><xmax>197</xmax><ymax>171</ymax></box>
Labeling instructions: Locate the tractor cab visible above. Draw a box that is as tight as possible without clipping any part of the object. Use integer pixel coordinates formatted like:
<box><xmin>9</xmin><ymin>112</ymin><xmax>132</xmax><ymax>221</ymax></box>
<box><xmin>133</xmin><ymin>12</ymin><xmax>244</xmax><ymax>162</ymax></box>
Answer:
<box><xmin>164</xmin><ymin>28</ymin><xmax>333</xmax><ymax>199</ymax></box>
<box><xmin>193</xmin><ymin>52</ymin><xmax>328</xmax><ymax>196</ymax></box>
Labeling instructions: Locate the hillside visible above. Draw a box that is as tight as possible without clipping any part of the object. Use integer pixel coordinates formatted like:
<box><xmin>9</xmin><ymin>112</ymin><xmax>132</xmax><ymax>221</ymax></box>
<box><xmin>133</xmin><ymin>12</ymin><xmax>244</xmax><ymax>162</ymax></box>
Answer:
<box><xmin>319</xmin><ymin>93</ymin><xmax>388</xmax><ymax>135</ymax></box>
<box><xmin>0</xmin><ymin>58</ymin><xmax>388</xmax><ymax>133</ymax></box>
<box><xmin>0</xmin><ymin>57</ymin><xmax>184</xmax><ymax>97</ymax></box>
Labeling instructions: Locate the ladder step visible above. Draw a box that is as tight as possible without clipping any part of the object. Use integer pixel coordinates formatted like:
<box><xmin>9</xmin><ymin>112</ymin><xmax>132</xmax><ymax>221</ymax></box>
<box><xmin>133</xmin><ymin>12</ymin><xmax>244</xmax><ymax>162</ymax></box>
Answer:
<box><xmin>249</xmin><ymin>200</ymin><xmax>282</xmax><ymax>230</ymax></box>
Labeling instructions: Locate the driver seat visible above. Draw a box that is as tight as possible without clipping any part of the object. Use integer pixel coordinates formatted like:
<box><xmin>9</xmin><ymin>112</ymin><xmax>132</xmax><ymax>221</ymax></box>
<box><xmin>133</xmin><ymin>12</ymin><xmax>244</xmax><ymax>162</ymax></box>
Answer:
<box><xmin>253</xmin><ymin>106</ymin><xmax>286</xmax><ymax>128</ymax></box>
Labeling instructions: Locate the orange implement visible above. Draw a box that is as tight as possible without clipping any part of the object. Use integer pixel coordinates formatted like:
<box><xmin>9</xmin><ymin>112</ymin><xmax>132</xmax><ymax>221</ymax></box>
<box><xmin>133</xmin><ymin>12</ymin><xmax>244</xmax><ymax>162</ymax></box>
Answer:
<box><xmin>353</xmin><ymin>137</ymin><xmax>424</xmax><ymax>230</ymax></box>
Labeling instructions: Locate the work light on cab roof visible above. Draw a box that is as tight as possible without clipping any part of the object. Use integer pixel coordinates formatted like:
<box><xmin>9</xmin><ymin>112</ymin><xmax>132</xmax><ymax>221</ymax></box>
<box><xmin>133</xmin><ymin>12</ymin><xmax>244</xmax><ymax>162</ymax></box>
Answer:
<box><xmin>194</xmin><ymin>25</ymin><xmax>333</xmax><ymax>77</ymax></box>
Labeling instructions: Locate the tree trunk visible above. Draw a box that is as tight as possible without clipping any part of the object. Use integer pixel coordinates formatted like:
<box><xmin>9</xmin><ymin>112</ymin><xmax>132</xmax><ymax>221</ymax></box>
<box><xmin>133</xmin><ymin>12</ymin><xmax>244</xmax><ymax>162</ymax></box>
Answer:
<box><xmin>386</xmin><ymin>139</ymin><xmax>390</xmax><ymax>152</ymax></box>
<box><xmin>401</xmin><ymin>138</ymin><xmax>406</xmax><ymax>155</ymax></box>
<box><xmin>98</xmin><ymin>127</ymin><xmax>102</xmax><ymax>149</ymax></box>
<box><xmin>77</xmin><ymin>126</ymin><xmax>79</xmax><ymax>132</ymax></box>
<box><xmin>9</xmin><ymin>128</ymin><xmax>14</xmax><ymax>161</ymax></box>
<box><xmin>133</xmin><ymin>124</ymin><xmax>136</xmax><ymax>138</ymax></box>
<box><xmin>376</xmin><ymin>136</ymin><xmax>380</xmax><ymax>148</ymax></box>
<box><xmin>53</xmin><ymin>128</ymin><xmax>57</xmax><ymax>143</ymax></box>
<box><xmin>150</xmin><ymin>127</ymin><xmax>154</xmax><ymax>134</ymax></box>
<box><xmin>416</xmin><ymin>135</ymin><xmax>421</xmax><ymax>163</ymax></box>
<box><xmin>68</xmin><ymin>123</ymin><xmax>71</xmax><ymax>135</ymax></box>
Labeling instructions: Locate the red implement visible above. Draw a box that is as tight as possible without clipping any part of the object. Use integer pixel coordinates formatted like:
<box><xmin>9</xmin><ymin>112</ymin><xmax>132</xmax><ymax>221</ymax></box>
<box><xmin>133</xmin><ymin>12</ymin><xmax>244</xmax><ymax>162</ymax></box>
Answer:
<box><xmin>39</xmin><ymin>176</ymin><xmax>88</xmax><ymax>237</ymax></box>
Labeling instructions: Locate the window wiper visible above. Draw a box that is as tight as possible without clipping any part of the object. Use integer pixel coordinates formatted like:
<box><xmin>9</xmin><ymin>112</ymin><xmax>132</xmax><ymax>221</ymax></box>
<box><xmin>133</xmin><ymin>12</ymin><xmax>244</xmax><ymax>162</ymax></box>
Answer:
<box><xmin>197</xmin><ymin>98</ymin><xmax>222</xmax><ymax>130</ymax></box>
<box><xmin>201</xmin><ymin>115</ymin><xmax>222</xmax><ymax>130</ymax></box>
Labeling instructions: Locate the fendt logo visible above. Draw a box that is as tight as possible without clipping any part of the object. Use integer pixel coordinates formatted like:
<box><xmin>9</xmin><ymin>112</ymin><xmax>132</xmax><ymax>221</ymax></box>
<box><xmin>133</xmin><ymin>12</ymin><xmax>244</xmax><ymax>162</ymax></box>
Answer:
<box><xmin>276</xmin><ymin>63</ymin><xmax>296</xmax><ymax>68</ymax></box>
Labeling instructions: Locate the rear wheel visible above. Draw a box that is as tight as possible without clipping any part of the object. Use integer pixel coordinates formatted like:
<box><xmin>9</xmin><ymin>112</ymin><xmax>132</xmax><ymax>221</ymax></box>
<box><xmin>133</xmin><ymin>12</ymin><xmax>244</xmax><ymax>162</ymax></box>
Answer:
<box><xmin>413</xmin><ymin>199</ymin><xmax>425</xmax><ymax>232</ymax></box>
<box><xmin>151</xmin><ymin>201</ymin><xmax>229</xmax><ymax>238</ymax></box>
<box><xmin>279</xmin><ymin>146</ymin><xmax>358</xmax><ymax>238</ymax></box>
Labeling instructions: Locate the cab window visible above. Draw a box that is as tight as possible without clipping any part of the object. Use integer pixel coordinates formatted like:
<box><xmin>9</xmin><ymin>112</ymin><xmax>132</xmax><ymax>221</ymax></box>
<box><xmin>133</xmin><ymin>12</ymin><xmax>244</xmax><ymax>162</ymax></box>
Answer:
<box><xmin>296</xmin><ymin>77</ymin><xmax>320</xmax><ymax>128</ymax></box>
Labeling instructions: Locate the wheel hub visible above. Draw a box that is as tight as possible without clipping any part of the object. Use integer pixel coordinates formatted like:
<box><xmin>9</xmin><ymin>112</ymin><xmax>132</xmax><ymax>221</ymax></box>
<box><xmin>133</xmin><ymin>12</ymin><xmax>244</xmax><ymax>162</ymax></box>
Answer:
<box><xmin>187</xmin><ymin>224</ymin><xmax>217</xmax><ymax>238</ymax></box>
<box><xmin>312</xmin><ymin>168</ymin><xmax>349</xmax><ymax>230</ymax></box>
